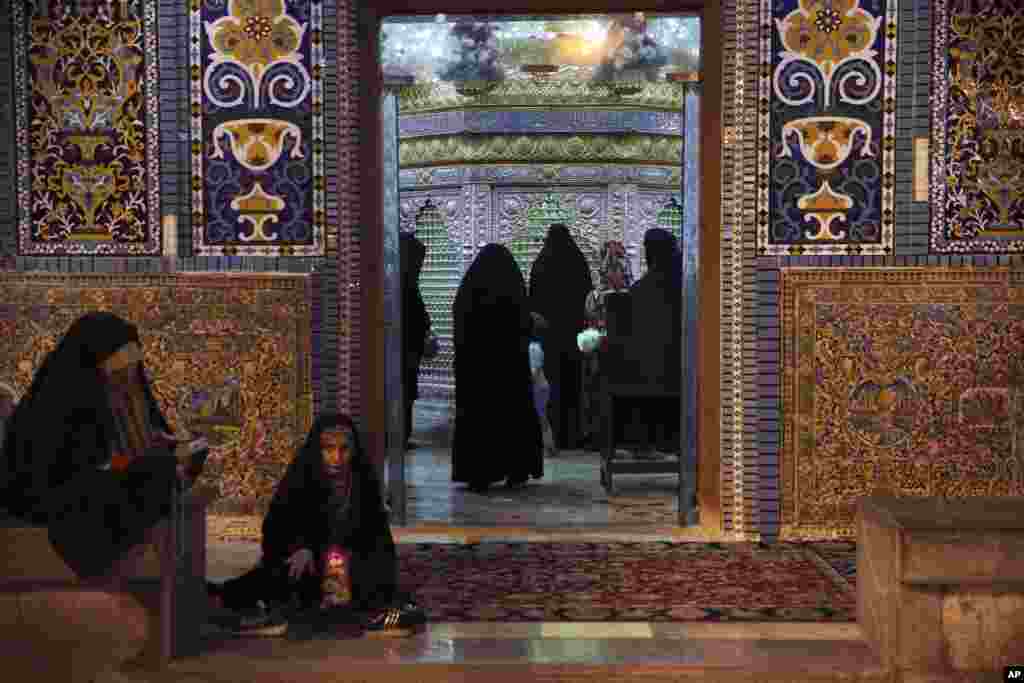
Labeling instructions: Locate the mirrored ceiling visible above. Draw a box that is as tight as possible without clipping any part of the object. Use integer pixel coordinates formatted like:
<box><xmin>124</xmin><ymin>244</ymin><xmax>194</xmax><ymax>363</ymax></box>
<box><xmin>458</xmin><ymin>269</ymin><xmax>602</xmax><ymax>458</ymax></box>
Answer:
<box><xmin>381</xmin><ymin>14</ymin><xmax>701</xmax><ymax>84</ymax></box>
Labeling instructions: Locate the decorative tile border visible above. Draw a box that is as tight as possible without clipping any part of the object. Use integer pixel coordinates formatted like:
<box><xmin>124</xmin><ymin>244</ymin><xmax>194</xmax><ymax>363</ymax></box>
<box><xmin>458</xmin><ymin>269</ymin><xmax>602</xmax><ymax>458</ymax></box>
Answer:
<box><xmin>399</xmin><ymin>164</ymin><xmax>681</xmax><ymax>189</ymax></box>
<box><xmin>399</xmin><ymin>110</ymin><xmax>683</xmax><ymax>139</ymax></box>
<box><xmin>335</xmin><ymin>0</ymin><xmax>360</xmax><ymax>417</ymax></box>
<box><xmin>189</xmin><ymin>0</ymin><xmax>326</xmax><ymax>256</ymax></box>
<box><xmin>13</xmin><ymin>1</ymin><xmax>162</xmax><ymax>256</ymax></box>
<box><xmin>720</xmin><ymin>0</ymin><xmax>762</xmax><ymax>538</ymax></box>
<box><xmin>757</xmin><ymin>0</ymin><xmax>898</xmax><ymax>255</ymax></box>
<box><xmin>930</xmin><ymin>0</ymin><xmax>1024</xmax><ymax>253</ymax></box>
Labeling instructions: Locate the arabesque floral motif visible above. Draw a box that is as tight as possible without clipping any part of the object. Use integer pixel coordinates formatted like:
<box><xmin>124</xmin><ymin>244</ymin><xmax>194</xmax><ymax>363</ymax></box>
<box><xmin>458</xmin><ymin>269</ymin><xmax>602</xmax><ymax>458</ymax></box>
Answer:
<box><xmin>931</xmin><ymin>0</ymin><xmax>1024</xmax><ymax>253</ymax></box>
<box><xmin>781</xmin><ymin>268</ymin><xmax>1024</xmax><ymax>540</ymax></box>
<box><xmin>12</xmin><ymin>1</ymin><xmax>162</xmax><ymax>255</ymax></box>
<box><xmin>777</xmin><ymin>0</ymin><xmax>879</xmax><ymax>86</ymax></box>
<box><xmin>204</xmin><ymin>0</ymin><xmax>308</xmax><ymax>107</ymax></box>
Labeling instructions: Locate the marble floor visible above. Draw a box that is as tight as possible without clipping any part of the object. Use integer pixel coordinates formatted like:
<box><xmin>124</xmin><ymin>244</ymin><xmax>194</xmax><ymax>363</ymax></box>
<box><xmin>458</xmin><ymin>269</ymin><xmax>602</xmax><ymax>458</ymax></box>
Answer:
<box><xmin>400</xmin><ymin>445</ymin><xmax>685</xmax><ymax>528</ymax></box>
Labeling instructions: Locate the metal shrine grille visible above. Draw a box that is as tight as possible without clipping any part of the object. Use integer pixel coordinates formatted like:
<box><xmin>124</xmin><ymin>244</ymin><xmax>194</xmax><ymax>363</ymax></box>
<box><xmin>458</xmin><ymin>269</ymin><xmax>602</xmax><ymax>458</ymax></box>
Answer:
<box><xmin>634</xmin><ymin>195</ymin><xmax>684</xmax><ymax>278</ymax></box>
<box><xmin>657</xmin><ymin>196</ymin><xmax>684</xmax><ymax>243</ymax></box>
<box><xmin>413</xmin><ymin>200</ymin><xmax>459</xmax><ymax>398</ymax></box>
<box><xmin>508</xmin><ymin>192</ymin><xmax>592</xmax><ymax>283</ymax></box>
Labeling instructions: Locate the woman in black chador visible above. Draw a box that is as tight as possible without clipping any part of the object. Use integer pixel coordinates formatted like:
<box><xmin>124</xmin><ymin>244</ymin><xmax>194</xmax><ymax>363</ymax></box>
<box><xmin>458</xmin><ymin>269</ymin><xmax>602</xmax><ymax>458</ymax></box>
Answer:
<box><xmin>209</xmin><ymin>414</ymin><xmax>424</xmax><ymax>636</ymax></box>
<box><xmin>628</xmin><ymin>228</ymin><xmax>683</xmax><ymax>455</ymax></box>
<box><xmin>529</xmin><ymin>223</ymin><xmax>594</xmax><ymax>449</ymax></box>
<box><xmin>452</xmin><ymin>243</ymin><xmax>543</xmax><ymax>493</ymax></box>
<box><xmin>401</xmin><ymin>232</ymin><xmax>431</xmax><ymax>450</ymax></box>
<box><xmin>0</xmin><ymin>312</ymin><xmax>194</xmax><ymax>580</ymax></box>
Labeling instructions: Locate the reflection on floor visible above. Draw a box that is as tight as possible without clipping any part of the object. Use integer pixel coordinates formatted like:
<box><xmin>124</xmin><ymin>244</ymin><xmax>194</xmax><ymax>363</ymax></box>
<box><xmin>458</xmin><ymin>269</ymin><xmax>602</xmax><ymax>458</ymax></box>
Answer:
<box><xmin>404</xmin><ymin>445</ymin><xmax>681</xmax><ymax>527</ymax></box>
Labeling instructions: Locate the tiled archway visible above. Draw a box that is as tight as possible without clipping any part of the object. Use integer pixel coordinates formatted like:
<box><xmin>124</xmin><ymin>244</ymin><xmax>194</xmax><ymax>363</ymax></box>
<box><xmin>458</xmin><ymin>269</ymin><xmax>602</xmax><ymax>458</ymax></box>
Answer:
<box><xmin>340</xmin><ymin>0</ymin><xmax>729</xmax><ymax>535</ymax></box>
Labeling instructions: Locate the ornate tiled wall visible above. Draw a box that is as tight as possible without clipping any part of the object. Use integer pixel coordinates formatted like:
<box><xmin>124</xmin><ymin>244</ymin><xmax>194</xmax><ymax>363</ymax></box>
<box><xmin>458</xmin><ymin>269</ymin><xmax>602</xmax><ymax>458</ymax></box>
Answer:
<box><xmin>0</xmin><ymin>0</ymin><xmax>339</xmax><ymax>419</ymax></box>
<box><xmin>732</xmin><ymin>0</ymin><xmax>1024</xmax><ymax>541</ymax></box>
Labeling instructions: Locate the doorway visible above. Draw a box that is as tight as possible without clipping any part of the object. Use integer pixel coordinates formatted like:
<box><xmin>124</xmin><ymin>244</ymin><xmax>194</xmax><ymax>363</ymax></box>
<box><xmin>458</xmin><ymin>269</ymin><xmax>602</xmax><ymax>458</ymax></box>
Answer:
<box><xmin>360</xmin><ymin>3</ymin><xmax>719</xmax><ymax>531</ymax></box>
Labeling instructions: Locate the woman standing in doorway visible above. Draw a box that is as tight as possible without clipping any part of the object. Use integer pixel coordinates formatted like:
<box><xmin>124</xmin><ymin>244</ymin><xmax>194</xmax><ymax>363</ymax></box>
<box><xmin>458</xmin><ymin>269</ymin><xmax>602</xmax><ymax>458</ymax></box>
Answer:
<box><xmin>451</xmin><ymin>244</ymin><xmax>543</xmax><ymax>493</ymax></box>
<box><xmin>529</xmin><ymin>224</ymin><xmax>593</xmax><ymax>450</ymax></box>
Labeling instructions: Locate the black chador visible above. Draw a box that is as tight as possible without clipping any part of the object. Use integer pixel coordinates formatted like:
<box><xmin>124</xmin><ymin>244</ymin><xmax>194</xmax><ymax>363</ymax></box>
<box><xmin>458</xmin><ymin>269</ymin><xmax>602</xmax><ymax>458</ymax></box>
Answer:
<box><xmin>1</xmin><ymin>312</ymin><xmax>181</xmax><ymax>579</ymax></box>
<box><xmin>400</xmin><ymin>232</ymin><xmax>431</xmax><ymax>449</ymax></box>
<box><xmin>528</xmin><ymin>224</ymin><xmax>594</xmax><ymax>449</ymax></box>
<box><xmin>213</xmin><ymin>414</ymin><xmax>400</xmax><ymax>611</ymax></box>
<box><xmin>451</xmin><ymin>243</ymin><xmax>543</xmax><ymax>491</ymax></box>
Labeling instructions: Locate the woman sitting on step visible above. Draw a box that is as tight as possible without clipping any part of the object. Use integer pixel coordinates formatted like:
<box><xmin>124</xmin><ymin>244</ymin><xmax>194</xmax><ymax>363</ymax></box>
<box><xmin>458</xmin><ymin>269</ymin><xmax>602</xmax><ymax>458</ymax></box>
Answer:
<box><xmin>208</xmin><ymin>414</ymin><xmax>424</xmax><ymax>636</ymax></box>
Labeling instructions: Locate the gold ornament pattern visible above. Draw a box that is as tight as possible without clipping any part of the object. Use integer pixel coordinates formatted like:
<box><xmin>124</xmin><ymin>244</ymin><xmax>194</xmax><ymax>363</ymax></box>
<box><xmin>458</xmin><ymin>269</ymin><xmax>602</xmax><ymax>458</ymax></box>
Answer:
<box><xmin>12</xmin><ymin>2</ymin><xmax>162</xmax><ymax>255</ymax></box>
<box><xmin>0</xmin><ymin>273</ymin><xmax>313</xmax><ymax>516</ymax></box>
<box><xmin>396</xmin><ymin>79</ymin><xmax>683</xmax><ymax>114</ymax></box>
<box><xmin>399</xmin><ymin>134</ymin><xmax>682</xmax><ymax>168</ymax></box>
<box><xmin>931</xmin><ymin>0</ymin><xmax>1024</xmax><ymax>253</ymax></box>
<box><xmin>781</xmin><ymin>268</ymin><xmax>1024</xmax><ymax>540</ymax></box>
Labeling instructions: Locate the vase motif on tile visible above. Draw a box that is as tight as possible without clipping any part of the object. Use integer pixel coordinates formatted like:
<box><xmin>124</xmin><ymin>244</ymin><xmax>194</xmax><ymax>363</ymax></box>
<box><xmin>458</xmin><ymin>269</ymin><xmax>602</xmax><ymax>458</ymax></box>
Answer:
<box><xmin>191</xmin><ymin>0</ymin><xmax>326</xmax><ymax>256</ymax></box>
<box><xmin>758</xmin><ymin>0</ymin><xmax>897</xmax><ymax>255</ymax></box>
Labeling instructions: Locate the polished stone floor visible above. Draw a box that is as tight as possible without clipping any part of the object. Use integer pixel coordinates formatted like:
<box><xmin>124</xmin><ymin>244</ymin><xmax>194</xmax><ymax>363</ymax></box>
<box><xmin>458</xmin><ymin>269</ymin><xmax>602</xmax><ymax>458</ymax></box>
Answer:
<box><xmin>401</xmin><ymin>445</ymin><xmax>682</xmax><ymax>528</ymax></box>
<box><xmin>192</xmin><ymin>535</ymin><xmax>883</xmax><ymax>681</ymax></box>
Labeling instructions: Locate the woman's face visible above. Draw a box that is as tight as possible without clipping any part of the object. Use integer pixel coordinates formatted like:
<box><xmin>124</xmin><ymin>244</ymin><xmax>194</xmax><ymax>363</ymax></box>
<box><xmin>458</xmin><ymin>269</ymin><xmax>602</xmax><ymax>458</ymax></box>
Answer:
<box><xmin>102</xmin><ymin>342</ymin><xmax>143</xmax><ymax>378</ymax></box>
<box><xmin>320</xmin><ymin>428</ymin><xmax>352</xmax><ymax>467</ymax></box>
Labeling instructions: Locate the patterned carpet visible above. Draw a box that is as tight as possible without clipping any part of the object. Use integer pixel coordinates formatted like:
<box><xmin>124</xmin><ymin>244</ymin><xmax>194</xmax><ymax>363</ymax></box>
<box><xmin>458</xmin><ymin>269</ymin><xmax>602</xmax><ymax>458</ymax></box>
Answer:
<box><xmin>396</xmin><ymin>542</ymin><xmax>855</xmax><ymax>622</ymax></box>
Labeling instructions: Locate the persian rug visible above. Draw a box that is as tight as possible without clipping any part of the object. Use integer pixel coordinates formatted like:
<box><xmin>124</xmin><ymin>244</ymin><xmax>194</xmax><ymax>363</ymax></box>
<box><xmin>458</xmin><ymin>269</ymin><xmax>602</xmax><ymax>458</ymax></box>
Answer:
<box><xmin>757</xmin><ymin>0</ymin><xmax>898</xmax><ymax>255</ymax></box>
<box><xmin>931</xmin><ymin>0</ymin><xmax>1024</xmax><ymax>253</ymax></box>
<box><xmin>396</xmin><ymin>542</ymin><xmax>855</xmax><ymax>622</ymax></box>
<box><xmin>190</xmin><ymin>0</ymin><xmax>326</xmax><ymax>256</ymax></box>
<box><xmin>780</xmin><ymin>267</ymin><xmax>1024</xmax><ymax>539</ymax></box>
<box><xmin>12</xmin><ymin>1</ymin><xmax>162</xmax><ymax>255</ymax></box>
<box><xmin>0</xmin><ymin>273</ymin><xmax>313</xmax><ymax>515</ymax></box>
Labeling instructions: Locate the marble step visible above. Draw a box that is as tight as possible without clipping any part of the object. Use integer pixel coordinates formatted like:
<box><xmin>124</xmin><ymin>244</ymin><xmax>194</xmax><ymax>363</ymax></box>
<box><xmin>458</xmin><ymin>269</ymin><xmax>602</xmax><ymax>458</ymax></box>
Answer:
<box><xmin>112</xmin><ymin>635</ymin><xmax>888</xmax><ymax>683</ymax></box>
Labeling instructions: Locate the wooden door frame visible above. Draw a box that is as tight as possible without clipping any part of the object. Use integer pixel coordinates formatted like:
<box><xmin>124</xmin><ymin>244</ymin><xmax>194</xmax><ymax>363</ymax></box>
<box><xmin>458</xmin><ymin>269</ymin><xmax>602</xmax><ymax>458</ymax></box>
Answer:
<box><xmin>357</xmin><ymin>0</ymin><xmax>722</xmax><ymax>531</ymax></box>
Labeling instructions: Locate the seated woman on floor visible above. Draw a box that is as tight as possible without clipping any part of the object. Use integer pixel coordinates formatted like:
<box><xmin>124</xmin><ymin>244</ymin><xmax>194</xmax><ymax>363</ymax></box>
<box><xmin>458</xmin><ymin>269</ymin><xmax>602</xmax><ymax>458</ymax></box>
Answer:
<box><xmin>0</xmin><ymin>312</ymin><xmax>203</xmax><ymax>580</ymax></box>
<box><xmin>209</xmin><ymin>414</ymin><xmax>424</xmax><ymax>636</ymax></box>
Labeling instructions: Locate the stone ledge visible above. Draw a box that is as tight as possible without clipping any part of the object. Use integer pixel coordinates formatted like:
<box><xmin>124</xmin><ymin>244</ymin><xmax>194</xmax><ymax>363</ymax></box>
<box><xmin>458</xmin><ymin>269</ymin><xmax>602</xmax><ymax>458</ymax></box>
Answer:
<box><xmin>858</xmin><ymin>495</ymin><xmax>1024</xmax><ymax>679</ymax></box>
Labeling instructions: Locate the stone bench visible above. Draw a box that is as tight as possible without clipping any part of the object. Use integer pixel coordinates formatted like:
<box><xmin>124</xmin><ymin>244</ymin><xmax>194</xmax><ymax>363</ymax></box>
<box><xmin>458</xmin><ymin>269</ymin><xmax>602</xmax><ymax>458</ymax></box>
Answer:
<box><xmin>857</xmin><ymin>495</ymin><xmax>1024</xmax><ymax>683</ymax></box>
<box><xmin>0</xmin><ymin>487</ymin><xmax>213</xmax><ymax>682</ymax></box>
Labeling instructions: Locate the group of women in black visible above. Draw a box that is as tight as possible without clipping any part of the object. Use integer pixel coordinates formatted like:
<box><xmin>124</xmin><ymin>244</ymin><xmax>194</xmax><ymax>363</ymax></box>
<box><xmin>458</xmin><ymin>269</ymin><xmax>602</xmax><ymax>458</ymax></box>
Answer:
<box><xmin>441</xmin><ymin>223</ymin><xmax>683</xmax><ymax>493</ymax></box>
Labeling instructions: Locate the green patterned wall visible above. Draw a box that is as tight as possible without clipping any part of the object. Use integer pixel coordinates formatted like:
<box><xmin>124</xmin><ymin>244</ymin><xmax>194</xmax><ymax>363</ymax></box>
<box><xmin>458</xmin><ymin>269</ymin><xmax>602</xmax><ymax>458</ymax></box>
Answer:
<box><xmin>413</xmin><ymin>202</ymin><xmax>459</xmax><ymax>376</ymax></box>
<box><xmin>509</xmin><ymin>192</ymin><xmax>594</xmax><ymax>282</ymax></box>
<box><xmin>657</xmin><ymin>197</ymin><xmax>683</xmax><ymax>243</ymax></box>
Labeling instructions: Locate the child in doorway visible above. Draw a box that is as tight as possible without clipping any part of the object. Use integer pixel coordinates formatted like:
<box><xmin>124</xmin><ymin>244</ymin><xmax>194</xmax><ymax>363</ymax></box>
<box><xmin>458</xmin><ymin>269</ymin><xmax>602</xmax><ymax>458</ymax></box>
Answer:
<box><xmin>529</xmin><ymin>312</ymin><xmax>558</xmax><ymax>458</ymax></box>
